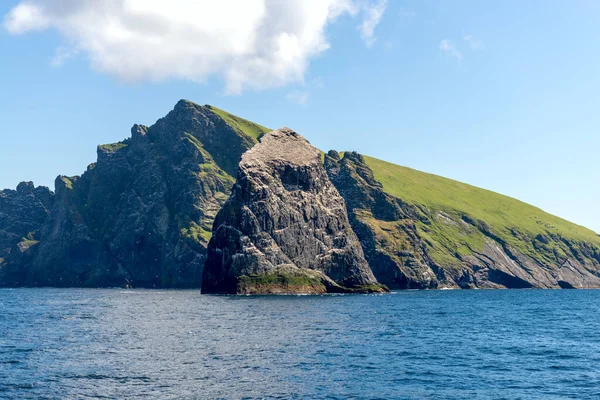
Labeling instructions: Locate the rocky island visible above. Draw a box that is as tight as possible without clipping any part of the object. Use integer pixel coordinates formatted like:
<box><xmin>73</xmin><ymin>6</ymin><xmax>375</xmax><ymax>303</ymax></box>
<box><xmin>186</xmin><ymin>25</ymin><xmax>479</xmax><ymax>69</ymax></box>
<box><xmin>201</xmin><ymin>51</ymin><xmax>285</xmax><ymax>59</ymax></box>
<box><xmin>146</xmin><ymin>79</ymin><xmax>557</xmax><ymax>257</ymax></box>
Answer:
<box><xmin>1</xmin><ymin>100</ymin><xmax>599</xmax><ymax>292</ymax></box>
<box><xmin>202</xmin><ymin>128</ymin><xmax>385</xmax><ymax>294</ymax></box>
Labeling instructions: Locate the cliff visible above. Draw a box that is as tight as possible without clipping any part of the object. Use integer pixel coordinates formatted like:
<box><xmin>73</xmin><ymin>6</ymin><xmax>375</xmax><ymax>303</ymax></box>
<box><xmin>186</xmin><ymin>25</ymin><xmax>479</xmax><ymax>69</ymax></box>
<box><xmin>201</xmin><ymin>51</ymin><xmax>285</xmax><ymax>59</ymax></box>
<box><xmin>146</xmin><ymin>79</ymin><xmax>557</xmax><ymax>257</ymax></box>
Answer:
<box><xmin>0</xmin><ymin>182</ymin><xmax>54</xmax><ymax>283</ymax></box>
<box><xmin>202</xmin><ymin>128</ymin><xmax>385</xmax><ymax>294</ymax></box>
<box><xmin>326</xmin><ymin>151</ymin><xmax>600</xmax><ymax>289</ymax></box>
<box><xmin>2</xmin><ymin>100</ymin><xmax>599</xmax><ymax>291</ymax></box>
<box><xmin>0</xmin><ymin>100</ymin><xmax>267</xmax><ymax>287</ymax></box>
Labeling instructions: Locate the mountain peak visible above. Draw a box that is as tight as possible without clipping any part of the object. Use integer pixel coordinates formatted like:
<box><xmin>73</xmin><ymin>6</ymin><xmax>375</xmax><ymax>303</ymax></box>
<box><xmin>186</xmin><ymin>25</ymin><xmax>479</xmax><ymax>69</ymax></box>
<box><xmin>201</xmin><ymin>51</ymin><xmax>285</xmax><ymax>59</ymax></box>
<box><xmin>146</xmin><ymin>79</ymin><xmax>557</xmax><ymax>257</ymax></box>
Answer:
<box><xmin>16</xmin><ymin>181</ymin><xmax>35</xmax><ymax>195</ymax></box>
<box><xmin>174</xmin><ymin>98</ymin><xmax>201</xmax><ymax>111</ymax></box>
<box><xmin>242</xmin><ymin>127</ymin><xmax>317</xmax><ymax>168</ymax></box>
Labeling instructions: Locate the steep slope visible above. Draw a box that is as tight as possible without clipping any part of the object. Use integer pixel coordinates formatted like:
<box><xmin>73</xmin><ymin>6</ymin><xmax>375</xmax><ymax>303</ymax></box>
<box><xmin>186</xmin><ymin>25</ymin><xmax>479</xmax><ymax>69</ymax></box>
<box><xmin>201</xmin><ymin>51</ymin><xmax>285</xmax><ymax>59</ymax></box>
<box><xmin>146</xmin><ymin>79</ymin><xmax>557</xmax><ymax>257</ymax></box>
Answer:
<box><xmin>205</xmin><ymin>105</ymin><xmax>271</xmax><ymax>142</ymax></box>
<box><xmin>2</xmin><ymin>101</ymin><xmax>599</xmax><ymax>290</ymax></box>
<box><xmin>0</xmin><ymin>100</ymin><xmax>264</xmax><ymax>288</ymax></box>
<box><xmin>202</xmin><ymin>128</ymin><xmax>386</xmax><ymax>294</ymax></box>
<box><xmin>325</xmin><ymin>151</ymin><xmax>445</xmax><ymax>288</ymax></box>
<box><xmin>326</xmin><ymin>152</ymin><xmax>600</xmax><ymax>289</ymax></box>
<box><xmin>0</xmin><ymin>182</ymin><xmax>54</xmax><ymax>256</ymax></box>
<box><xmin>0</xmin><ymin>182</ymin><xmax>54</xmax><ymax>283</ymax></box>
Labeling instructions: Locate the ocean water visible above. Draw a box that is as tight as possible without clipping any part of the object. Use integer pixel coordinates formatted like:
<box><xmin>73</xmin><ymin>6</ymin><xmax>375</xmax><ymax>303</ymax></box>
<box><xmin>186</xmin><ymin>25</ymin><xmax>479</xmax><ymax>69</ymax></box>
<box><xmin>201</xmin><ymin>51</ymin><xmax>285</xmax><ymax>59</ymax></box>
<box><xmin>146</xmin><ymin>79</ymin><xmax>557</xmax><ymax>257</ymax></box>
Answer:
<box><xmin>1</xmin><ymin>289</ymin><xmax>599</xmax><ymax>400</ymax></box>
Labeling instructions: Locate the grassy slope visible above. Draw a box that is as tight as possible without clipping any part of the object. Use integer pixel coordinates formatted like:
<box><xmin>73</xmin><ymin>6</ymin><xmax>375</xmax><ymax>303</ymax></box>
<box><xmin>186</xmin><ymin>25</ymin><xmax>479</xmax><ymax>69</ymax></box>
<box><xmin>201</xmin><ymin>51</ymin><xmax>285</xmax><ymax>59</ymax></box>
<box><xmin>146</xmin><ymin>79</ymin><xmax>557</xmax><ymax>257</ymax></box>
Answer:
<box><xmin>98</xmin><ymin>102</ymin><xmax>599</xmax><ymax>266</ymax></box>
<box><xmin>202</xmin><ymin>104</ymin><xmax>600</xmax><ymax>266</ymax></box>
<box><xmin>364</xmin><ymin>155</ymin><xmax>600</xmax><ymax>266</ymax></box>
<box><xmin>205</xmin><ymin>105</ymin><xmax>271</xmax><ymax>142</ymax></box>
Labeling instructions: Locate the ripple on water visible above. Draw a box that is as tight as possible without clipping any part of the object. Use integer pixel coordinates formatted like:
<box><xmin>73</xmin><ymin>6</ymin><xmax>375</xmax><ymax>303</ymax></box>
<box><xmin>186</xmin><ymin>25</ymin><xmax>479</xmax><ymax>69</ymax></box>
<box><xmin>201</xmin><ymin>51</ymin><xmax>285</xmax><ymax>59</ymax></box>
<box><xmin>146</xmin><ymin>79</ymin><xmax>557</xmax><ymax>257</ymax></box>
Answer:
<box><xmin>1</xmin><ymin>288</ymin><xmax>600</xmax><ymax>399</ymax></box>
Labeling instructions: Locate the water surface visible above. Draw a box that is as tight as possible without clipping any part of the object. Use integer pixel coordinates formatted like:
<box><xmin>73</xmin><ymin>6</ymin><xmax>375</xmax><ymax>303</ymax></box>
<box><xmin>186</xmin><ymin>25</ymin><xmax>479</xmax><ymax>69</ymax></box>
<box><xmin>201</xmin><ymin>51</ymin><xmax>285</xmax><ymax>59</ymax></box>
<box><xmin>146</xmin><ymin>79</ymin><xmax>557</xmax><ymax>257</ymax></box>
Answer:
<box><xmin>1</xmin><ymin>289</ymin><xmax>599</xmax><ymax>399</ymax></box>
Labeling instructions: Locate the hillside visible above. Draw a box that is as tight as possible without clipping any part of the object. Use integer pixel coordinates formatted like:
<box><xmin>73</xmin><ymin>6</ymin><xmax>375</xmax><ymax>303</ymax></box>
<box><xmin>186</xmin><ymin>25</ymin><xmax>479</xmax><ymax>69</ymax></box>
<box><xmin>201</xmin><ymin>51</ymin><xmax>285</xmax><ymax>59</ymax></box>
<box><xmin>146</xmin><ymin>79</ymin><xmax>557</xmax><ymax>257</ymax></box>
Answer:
<box><xmin>365</xmin><ymin>157</ymin><xmax>599</xmax><ymax>243</ymax></box>
<box><xmin>366</xmin><ymin>156</ymin><xmax>600</xmax><ymax>270</ymax></box>
<box><xmin>1</xmin><ymin>100</ymin><xmax>599</xmax><ymax>290</ymax></box>
<box><xmin>0</xmin><ymin>100</ymin><xmax>260</xmax><ymax>287</ymax></box>
<box><xmin>205</xmin><ymin>105</ymin><xmax>271</xmax><ymax>142</ymax></box>
<box><xmin>325</xmin><ymin>152</ymin><xmax>600</xmax><ymax>289</ymax></box>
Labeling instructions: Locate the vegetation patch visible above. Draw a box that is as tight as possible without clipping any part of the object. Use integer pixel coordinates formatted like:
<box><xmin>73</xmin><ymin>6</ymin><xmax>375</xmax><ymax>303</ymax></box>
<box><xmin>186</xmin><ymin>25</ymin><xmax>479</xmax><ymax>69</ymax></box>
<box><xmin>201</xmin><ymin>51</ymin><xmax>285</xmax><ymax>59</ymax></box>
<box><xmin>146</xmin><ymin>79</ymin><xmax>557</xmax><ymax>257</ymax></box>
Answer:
<box><xmin>237</xmin><ymin>269</ymin><xmax>327</xmax><ymax>294</ymax></box>
<box><xmin>182</xmin><ymin>133</ymin><xmax>234</xmax><ymax>184</ymax></box>
<box><xmin>98</xmin><ymin>142</ymin><xmax>129</xmax><ymax>153</ymax></box>
<box><xmin>363</xmin><ymin>155</ymin><xmax>600</xmax><ymax>265</ymax></box>
<box><xmin>343</xmin><ymin>284</ymin><xmax>389</xmax><ymax>293</ymax></box>
<box><xmin>206</xmin><ymin>105</ymin><xmax>271</xmax><ymax>142</ymax></box>
<box><xmin>180</xmin><ymin>222</ymin><xmax>213</xmax><ymax>245</ymax></box>
<box><xmin>60</xmin><ymin>176</ymin><xmax>74</xmax><ymax>190</ymax></box>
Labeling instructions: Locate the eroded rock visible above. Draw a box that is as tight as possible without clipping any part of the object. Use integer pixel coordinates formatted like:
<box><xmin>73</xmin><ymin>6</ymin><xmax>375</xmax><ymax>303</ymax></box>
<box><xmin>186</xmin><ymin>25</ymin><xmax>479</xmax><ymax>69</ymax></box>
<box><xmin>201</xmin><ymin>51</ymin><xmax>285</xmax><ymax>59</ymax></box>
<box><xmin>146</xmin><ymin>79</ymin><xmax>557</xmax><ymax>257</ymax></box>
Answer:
<box><xmin>202</xmin><ymin>128</ymin><xmax>386</xmax><ymax>294</ymax></box>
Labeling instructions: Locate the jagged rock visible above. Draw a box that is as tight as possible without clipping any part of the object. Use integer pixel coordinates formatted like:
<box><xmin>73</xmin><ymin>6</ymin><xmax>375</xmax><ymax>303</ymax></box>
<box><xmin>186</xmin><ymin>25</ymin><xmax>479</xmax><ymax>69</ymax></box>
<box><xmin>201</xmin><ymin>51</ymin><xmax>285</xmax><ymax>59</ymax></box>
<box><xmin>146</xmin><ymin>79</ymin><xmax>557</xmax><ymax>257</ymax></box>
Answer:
<box><xmin>0</xmin><ymin>182</ymin><xmax>54</xmax><ymax>284</ymax></box>
<box><xmin>202</xmin><ymin>128</ymin><xmax>386</xmax><ymax>294</ymax></box>
<box><xmin>326</xmin><ymin>151</ymin><xmax>600</xmax><ymax>290</ymax></box>
<box><xmin>0</xmin><ymin>100</ymin><xmax>261</xmax><ymax>288</ymax></box>
<box><xmin>2</xmin><ymin>101</ymin><xmax>599</xmax><ymax>291</ymax></box>
<box><xmin>325</xmin><ymin>151</ymin><xmax>450</xmax><ymax>289</ymax></box>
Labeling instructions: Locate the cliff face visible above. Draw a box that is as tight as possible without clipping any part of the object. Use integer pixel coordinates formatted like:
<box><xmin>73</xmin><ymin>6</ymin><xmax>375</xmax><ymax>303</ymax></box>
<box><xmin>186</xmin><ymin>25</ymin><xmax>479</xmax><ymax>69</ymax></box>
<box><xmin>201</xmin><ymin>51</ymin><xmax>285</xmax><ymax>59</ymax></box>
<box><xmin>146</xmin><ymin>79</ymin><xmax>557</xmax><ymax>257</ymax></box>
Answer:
<box><xmin>325</xmin><ymin>151</ymin><xmax>446</xmax><ymax>289</ymax></box>
<box><xmin>2</xmin><ymin>101</ymin><xmax>599</xmax><ymax>291</ymax></box>
<box><xmin>326</xmin><ymin>151</ymin><xmax>600</xmax><ymax>289</ymax></box>
<box><xmin>202</xmin><ymin>129</ymin><xmax>385</xmax><ymax>294</ymax></box>
<box><xmin>0</xmin><ymin>182</ymin><xmax>54</xmax><ymax>283</ymax></box>
<box><xmin>0</xmin><ymin>100</ymin><xmax>267</xmax><ymax>288</ymax></box>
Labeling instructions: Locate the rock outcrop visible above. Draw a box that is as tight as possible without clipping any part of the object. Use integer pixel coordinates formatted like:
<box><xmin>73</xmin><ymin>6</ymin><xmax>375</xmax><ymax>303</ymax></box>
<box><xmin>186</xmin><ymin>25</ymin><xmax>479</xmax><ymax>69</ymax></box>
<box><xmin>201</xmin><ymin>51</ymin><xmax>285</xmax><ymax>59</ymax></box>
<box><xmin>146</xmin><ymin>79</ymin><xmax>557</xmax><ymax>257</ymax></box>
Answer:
<box><xmin>0</xmin><ymin>182</ymin><xmax>54</xmax><ymax>283</ymax></box>
<box><xmin>325</xmin><ymin>151</ymin><xmax>447</xmax><ymax>288</ymax></box>
<box><xmin>2</xmin><ymin>100</ymin><xmax>600</xmax><ymax>291</ymax></box>
<box><xmin>202</xmin><ymin>129</ymin><xmax>386</xmax><ymax>294</ymax></box>
<box><xmin>326</xmin><ymin>151</ymin><xmax>600</xmax><ymax>289</ymax></box>
<box><xmin>0</xmin><ymin>100</ymin><xmax>265</xmax><ymax>288</ymax></box>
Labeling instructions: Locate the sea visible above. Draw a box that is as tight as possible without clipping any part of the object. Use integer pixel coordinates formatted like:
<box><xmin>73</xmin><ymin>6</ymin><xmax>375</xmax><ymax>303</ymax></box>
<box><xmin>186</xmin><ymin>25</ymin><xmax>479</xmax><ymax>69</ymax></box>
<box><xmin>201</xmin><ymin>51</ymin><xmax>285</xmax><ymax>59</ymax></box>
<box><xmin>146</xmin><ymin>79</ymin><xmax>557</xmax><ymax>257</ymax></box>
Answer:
<box><xmin>1</xmin><ymin>288</ymin><xmax>599</xmax><ymax>399</ymax></box>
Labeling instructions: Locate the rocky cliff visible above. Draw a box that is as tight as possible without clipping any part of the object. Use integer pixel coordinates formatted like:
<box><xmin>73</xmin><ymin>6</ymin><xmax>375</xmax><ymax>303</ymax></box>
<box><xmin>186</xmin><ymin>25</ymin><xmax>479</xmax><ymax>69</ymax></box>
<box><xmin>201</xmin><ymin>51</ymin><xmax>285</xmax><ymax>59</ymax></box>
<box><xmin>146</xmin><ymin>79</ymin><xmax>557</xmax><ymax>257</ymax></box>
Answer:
<box><xmin>2</xmin><ymin>100</ymin><xmax>599</xmax><ymax>291</ymax></box>
<box><xmin>326</xmin><ymin>151</ymin><xmax>600</xmax><ymax>289</ymax></box>
<box><xmin>0</xmin><ymin>182</ymin><xmax>54</xmax><ymax>283</ymax></box>
<box><xmin>325</xmin><ymin>151</ymin><xmax>444</xmax><ymax>288</ymax></box>
<box><xmin>0</xmin><ymin>100</ymin><xmax>267</xmax><ymax>287</ymax></box>
<box><xmin>202</xmin><ymin>128</ymin><xmax>385</xmax><ymax>294</ymax></box>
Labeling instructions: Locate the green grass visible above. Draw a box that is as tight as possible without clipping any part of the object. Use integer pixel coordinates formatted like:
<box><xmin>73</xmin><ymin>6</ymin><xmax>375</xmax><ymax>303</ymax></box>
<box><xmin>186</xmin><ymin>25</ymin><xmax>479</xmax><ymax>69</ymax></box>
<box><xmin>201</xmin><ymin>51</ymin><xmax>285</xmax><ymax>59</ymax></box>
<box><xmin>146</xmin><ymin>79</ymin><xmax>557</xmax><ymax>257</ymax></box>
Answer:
<box><xmin>205</xmin><ymin>105</ymin><xmax>271</xmax><ymax>142</ymax></box>
<box><xmin>19</xmin><ymin>239</ymin><xmax>40</xmax><ymax>248</ymax></box>
<box><xmin>237</xmin><ymin>269</ymin><xmax>328</xmax><ymax>294</ymax></box>
<box><xmin>363</xmin><ymin>155</ymin><xmax>600</xmax><ymax>255</ymax></box>
<box><xmin>238</xmin><ymin>271</ymin><xmax>322</xmax><ymax>288</ymax></box>
<box><xmin>180</xmin><ymin>222</ymin><xmax>213</xmax><ymax>244</ymax></box>
<box><xmin>98</xmin><ymin>142</ymin><xmax>128</xmax><ymax>153</ymax></box>
<box><xmin>60</xmin><ymin>176</ymin><xmax>74</xmax><ymax>190</ymax></box>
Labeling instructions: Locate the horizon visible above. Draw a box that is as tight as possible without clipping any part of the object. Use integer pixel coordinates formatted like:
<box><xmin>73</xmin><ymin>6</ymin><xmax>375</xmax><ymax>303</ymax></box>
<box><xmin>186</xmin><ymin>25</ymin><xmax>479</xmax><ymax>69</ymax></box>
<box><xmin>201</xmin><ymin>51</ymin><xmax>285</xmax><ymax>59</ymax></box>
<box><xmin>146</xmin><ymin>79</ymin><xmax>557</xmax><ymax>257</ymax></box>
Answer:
<box><xmin>1</xmin><ymin>0</ymin><xmax>598</xmax><ymax>234</ymax></box>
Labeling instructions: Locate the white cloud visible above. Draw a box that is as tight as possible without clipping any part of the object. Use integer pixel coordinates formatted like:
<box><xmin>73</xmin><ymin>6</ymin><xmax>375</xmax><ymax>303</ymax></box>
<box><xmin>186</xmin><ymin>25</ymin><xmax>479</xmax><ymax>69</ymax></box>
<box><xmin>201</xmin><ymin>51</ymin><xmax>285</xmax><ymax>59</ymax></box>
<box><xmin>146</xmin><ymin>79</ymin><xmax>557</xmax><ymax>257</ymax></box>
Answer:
<box><xmin>463</xmin><ymin>35</ymin><xmax>484</xmax><ymax>50</ymax></box>
<box><xmin>3</xmin><ymin>3</ymin><xmax>49</xmax><ymax>34</ymax></box>
<box><xmin>358</xmin><ymin>0</ymin><xmax>387</xmax><ymax>47</ymax></box>
<box><xmin>3</xmin><ymin>0</ymin><xmax>387</xmax><ymax>94</ymax></box>
<box><xmin>440</xmin><ymin>39</ymin><xmax>462</xmax><ymax>61</ymax></box>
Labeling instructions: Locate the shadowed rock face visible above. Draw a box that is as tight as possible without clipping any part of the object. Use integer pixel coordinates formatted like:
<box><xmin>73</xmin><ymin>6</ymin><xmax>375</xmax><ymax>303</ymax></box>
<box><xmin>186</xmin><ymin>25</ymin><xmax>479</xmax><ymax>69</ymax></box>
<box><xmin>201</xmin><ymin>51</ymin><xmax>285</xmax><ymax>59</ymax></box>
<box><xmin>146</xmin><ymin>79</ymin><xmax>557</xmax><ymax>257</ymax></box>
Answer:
<box><xmin>325</xmin><ymin>151</ymin><xmax>447</xmax><ymax>289</ymax></box>
<box><xmin>0</xmin><ymin>182</ymin><xmax>54</xmax><ymax>284</ymax></box>
<box><xmin>202</xmin><ymin>128</ymin><xmax>384</xmax><ymax>294</ymax></box>
<box><xmin>0</xmin><ymin>182</ymin><xmax>53</xmax><ymax>256</ymax></box>
<box><xmin>0</xmin><ymin>100</ymin><xmax>254</xmax><ymax>288</ymax></box>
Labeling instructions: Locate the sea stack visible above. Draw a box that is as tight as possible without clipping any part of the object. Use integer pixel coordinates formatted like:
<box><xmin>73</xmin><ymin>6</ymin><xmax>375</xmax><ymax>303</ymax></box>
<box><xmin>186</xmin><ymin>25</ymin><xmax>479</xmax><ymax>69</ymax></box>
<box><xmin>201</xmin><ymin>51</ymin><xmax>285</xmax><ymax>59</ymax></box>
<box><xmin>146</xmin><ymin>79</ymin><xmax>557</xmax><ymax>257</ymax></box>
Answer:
<box><xmin>202</xmin><ymin>128</ymin><xmax>387</xmax><ymax>294</ymax></box>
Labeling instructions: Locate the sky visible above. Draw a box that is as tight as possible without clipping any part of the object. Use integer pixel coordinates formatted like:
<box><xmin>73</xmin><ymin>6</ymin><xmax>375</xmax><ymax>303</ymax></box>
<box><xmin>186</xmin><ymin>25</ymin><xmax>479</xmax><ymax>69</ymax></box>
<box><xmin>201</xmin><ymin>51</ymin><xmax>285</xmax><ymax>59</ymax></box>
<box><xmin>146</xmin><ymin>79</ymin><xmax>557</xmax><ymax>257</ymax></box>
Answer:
<box><xmin>0</xmin><ymin>0</ymin><xmax>598</xmax><ymax>233</ymax></box>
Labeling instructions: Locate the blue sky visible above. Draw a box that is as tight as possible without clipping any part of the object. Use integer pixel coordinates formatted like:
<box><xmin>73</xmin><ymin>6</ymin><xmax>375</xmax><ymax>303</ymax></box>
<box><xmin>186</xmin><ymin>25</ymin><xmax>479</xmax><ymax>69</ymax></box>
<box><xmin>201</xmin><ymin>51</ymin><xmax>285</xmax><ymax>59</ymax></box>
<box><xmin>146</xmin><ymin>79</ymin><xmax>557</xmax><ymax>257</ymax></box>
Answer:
<box><xmin>1</xmin><ymin>0</ymin><xmax>598</xmax><ymax>233</ymax></box>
